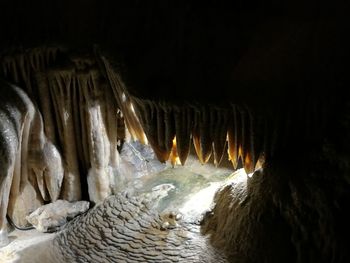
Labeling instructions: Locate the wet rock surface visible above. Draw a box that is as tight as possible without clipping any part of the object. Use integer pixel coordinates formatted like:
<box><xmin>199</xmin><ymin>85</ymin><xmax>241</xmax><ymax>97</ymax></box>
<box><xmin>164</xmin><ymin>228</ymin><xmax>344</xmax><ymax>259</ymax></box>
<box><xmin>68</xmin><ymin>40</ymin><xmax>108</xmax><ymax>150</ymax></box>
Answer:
<box><xmin>52</xmin><ymin>190</ymin><xmax>227</xmax><ymax>263</ymax></box>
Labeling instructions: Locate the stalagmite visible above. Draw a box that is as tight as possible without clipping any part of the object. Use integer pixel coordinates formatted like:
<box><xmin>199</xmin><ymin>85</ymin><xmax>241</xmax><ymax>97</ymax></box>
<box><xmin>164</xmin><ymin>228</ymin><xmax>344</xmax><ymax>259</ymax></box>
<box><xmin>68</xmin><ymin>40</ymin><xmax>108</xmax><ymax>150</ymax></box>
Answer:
<box><xmin>82</xmin><ymin>71</ymin><xmax>112</xmax><ymax>203</ymax></box>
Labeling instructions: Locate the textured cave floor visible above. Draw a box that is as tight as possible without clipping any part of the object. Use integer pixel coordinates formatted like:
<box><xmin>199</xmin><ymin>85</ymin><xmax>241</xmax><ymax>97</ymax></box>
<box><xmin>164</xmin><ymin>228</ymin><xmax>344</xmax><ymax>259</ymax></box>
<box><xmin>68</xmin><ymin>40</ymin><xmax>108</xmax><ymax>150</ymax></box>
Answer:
<box><xmin>0</xmin><ymin>141</ymin><xmax>235</xmax><ymax>263</ymax></box>
<box><xmin>0</xmin><ymin>229</ymin><xmax>55</xmax><ymax>263</ymax></box>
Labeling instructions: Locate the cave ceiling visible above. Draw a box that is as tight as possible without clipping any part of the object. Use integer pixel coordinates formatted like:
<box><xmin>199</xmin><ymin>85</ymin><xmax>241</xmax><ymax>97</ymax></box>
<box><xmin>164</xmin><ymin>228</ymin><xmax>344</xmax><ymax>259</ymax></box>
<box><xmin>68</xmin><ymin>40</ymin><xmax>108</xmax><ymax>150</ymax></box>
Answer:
<box><xmin>1</xmin><ymin>1</ymin><xmax>347</xmax><ymax>156</ymax></box>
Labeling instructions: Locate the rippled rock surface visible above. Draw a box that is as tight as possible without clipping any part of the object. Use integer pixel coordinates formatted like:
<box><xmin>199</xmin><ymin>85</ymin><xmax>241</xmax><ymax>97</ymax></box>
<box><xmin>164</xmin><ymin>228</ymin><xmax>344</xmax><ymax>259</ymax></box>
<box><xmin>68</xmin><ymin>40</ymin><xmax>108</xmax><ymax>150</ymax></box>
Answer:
<box><xmin>52</xmin><ymin>190</ymin><xmax>228</xmax><ymax>263</ymax></box>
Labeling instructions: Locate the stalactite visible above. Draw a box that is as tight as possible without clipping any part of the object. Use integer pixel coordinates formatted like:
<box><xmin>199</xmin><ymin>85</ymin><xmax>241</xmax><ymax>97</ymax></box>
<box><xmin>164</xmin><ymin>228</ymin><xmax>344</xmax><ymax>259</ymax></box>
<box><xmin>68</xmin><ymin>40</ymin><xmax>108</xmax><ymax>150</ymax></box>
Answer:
<box><xmin>1</xmin><ymin>51</ymin><xmax>134</xmax><ymax>238</ymax></box>
<box><xmin>76</xmin><ymin>74</ymin><xmax>90</xmax><ymax>172</ymax></box>
<box><xmin>132</xmin><ymin>98</ymin><xmax>180</xmax><ymax>163</ymax></box>
<box><xmin>103</xmin><ymin>81</ymin><xmax>120</xmax><ymax>168</ymax></box>
<box><xmin>144</xmin><ymin>100</ymin><xmax>164</xmax><ymax>161</ymax></box>
<box><xmin>174</xmin><ymin>106</ymin><xmax>192</xmax><ymax>165</ymax></box>
<box><xmin>212</xmin><ymin>108</ymin><xmax>229</xmax><ymax>167</ymax></box>
<box><xmin>1</xmin><ymin>50</ymin><xmax>275</xmax><ymax>241</ymax></box>
<box><xmin>17</xmin><ymin>54</ymin><xmax>31</xmax><ymax>93</ymax></box>
<box><xmin>35</xmin><ymin>72</ymin><xmax>58</xmax><ymax>144</ymax></box>
<box><xmin>227</xmin><ymin>105</ymin><xmax>240</xmax><ymax>169</ymax></box>
<box><xmin>29</xmin><ymin>112</ymin><xmax>50</xmax><ymax>202</ymax></box>
<box><xmin>28</xmin><ymin>110</ymin><xmax>64</xmax><ymax>203</ymax></box>
<box><xmin>191</xmin><ymin>106</ymin><xmax>212</xmax><ymax>164</ymax></box>
<box><xmin>192</xmin><ymin>111</ymin><xmax>202</xmax><ymax>163</ymax></box>
<box><xmin>199</xmin><ymin>107</ymin><xmax>213</xmax><ymax>164</ymax></box>
<box><xmin>48</xmin><ymin>69</ymin><xmax>81</xmax><ymax>201</ymax></box>
<box><xmin>9</xmin><ymin>58</ymin><xmax>19</xmax><ymax>83</ymax></box>
<box><xmin>169</xmin><ymin>137</ymin><xmax>180</xmax><ymax>167</ymax></box>
<box><xmin>1</xmin><ymin>47</ymin><xmax>59</xmax><ymax>96</ymax></box>
<box><xmin>156</xmin><ymin>103</ymin><xmax>166</xmax><ymax>157</ymax></box>
<box><xmin>128</xmin><ymin>94</ymin><xmax>266</xmax><ymax>172</ymax></box>
<box><xmin>239</xmin><ymin>107</ymin><xmax>255</xmax><ymax>174</ymax></box>
<box><xmin>101</xmin><ymin>57</ymin><xmax>146</xmax><ymax>144</ymax></box>
<box><xmin>250</xmin><ymin>111</ymin><xmax>265</xmax><ymax>172</ymax></box>
<box><xmin>163</xmin><ymin>104</ymin><xmax>176</xmax><ymax>157</ymax></box>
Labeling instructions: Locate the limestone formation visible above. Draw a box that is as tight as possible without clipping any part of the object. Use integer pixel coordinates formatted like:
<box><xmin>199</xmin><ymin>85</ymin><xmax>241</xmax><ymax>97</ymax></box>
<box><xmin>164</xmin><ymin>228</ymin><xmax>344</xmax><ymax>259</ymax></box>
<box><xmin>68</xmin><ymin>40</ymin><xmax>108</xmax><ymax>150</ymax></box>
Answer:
<box><xmin>0</xmin><ymin>52</ymin><xmax>141</xmax><ymax>246</ymax></box>
<box><xmin>132</xmin><ymin>97</ymin><xmax>265</xmax><ymax>173</ymax></box>
<box><xmin>0</xmin><ymin>5</ymin><xmax>348</xmax><ymax>261</ymax></box>
<box><xmin>0</xmin><ymin>80</ymin><xmax>64</xmax><ymax>246</ymax></box>
<box><xmin>202</xmin><ymin>162</ymin><xmax>350</xmax><ymax>263</ymax></box>
<box><xmin>52</xmin><ymin>191</ymin><xmax>227</xmax><ymax>263</ymax></box>
<box><xmin>26</xmin><ymin>200</ymin><xmax>89</xmax><ymax>232</ymax></box>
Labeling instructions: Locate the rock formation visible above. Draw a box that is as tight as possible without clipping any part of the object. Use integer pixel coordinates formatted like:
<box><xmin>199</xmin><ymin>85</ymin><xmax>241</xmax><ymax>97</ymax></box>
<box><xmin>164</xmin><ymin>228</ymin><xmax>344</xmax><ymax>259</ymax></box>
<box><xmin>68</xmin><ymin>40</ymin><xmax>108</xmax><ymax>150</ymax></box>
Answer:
<box><xmin>0</xmin><ymin>80</ymin><xmax>64</xmax><ymax>246</ymax></box>
<box><xmin>51</xmin><ymin>190</ymin><xmax>227</xmax><ymax>263</ymax></box>
<box><xmin>0</xmin><ymin>2</ymin><xmax>349</xmax><ymax>262</ymax></box>
<box><xmin>26</xmin><ymin>200</ymin><xmax>89</xmax><ymax>232</ymax></box>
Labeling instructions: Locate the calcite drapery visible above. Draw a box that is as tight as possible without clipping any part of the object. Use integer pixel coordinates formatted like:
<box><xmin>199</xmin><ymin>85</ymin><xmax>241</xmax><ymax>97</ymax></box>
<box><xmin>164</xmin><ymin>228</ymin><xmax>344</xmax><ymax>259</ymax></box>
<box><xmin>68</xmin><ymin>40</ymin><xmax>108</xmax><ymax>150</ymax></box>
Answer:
<box><xmin>0</xmin><ymin>81</ymin><xmax>63</xmax><ymax>247</ymax></box>
<box><xmin>0</xmin><ymin>49</ymin><xmax>133</xmax><ymax>241</ymax></box>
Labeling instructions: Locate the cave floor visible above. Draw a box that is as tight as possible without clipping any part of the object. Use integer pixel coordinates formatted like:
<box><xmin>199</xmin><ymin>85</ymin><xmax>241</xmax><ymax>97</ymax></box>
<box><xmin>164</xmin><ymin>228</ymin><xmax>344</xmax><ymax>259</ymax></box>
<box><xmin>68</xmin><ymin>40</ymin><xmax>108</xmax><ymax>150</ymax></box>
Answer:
<box><xmin>0</xmin><ymin>143</ymin><xmax>237</xmax><ymax>263</ymax></box>
<box><xmin>0</xmin><ymin>229</ymin><xmax>55</xmax><ymax>263</ymax></box>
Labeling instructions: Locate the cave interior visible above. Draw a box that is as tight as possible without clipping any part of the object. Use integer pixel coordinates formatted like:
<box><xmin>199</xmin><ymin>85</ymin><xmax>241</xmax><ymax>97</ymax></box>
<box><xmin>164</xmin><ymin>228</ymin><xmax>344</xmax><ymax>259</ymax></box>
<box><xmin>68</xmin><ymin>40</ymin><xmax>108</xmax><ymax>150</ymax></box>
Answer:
<box><xmin>0</xmin><ymin>1</ymin><xmax>349</xmax><ymax>263</ymax></box>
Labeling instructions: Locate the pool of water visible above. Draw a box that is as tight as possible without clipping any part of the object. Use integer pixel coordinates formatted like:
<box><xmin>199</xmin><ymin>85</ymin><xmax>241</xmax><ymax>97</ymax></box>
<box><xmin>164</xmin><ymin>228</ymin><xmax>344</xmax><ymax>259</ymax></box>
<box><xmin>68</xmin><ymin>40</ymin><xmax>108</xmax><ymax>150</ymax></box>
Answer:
<box><xmin>114</xmin><ymin>141</ymin><xmax>238</xmax><ymax>221</ymax></box>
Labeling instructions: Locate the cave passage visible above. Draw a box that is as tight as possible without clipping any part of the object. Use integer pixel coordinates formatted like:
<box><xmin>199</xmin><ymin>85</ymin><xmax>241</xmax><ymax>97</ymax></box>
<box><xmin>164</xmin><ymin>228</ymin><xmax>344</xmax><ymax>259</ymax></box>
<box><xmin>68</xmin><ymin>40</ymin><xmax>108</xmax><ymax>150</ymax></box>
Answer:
<box><xmin>0</xmin><ymin>2</ymin><xmax>349</xmax><ymax>262</ymax></box>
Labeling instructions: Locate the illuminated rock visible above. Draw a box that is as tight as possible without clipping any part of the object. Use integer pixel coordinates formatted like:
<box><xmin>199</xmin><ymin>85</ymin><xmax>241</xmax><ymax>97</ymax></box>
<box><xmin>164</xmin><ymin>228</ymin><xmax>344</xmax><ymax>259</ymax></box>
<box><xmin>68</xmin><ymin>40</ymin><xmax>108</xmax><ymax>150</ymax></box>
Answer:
<box><xmin>26</xmin><ymin>200</ymin><xmax>89</xmax><ymax>232</ymax></box>
<box><xmin>52</xmin><ymin>191</ymin><xmax>227</xmax><ymax>263</ymax></box>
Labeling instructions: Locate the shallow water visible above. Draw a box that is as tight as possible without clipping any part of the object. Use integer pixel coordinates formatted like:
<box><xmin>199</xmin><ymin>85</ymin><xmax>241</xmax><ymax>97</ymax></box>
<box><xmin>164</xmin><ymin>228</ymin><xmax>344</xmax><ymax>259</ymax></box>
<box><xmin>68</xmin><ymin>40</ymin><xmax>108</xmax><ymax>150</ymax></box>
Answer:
<box><xmin>115</xmin><ymin>141</ymin><xmax>236</xmax><ymax>220</ymax></box>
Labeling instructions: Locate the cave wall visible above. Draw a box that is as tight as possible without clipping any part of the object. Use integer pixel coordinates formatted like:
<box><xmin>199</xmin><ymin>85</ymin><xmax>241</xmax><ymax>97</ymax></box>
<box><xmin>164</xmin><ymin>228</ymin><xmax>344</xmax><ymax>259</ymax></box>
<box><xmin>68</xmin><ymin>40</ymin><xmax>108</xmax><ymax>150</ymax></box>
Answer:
<box><xmin>0</xmin><ymin>49</ymin><xmax>142</xmax><ymax>232</ymax></box>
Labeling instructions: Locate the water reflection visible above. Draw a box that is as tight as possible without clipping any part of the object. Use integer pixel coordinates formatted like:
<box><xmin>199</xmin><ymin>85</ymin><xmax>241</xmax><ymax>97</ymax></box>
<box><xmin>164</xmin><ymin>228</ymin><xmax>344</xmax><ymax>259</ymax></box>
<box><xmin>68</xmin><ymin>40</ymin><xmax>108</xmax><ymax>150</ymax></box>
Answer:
<box><xmin>114</xmin><ymin>141</ymin><xmax>238</xmax><ymax>221</ymax></box>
